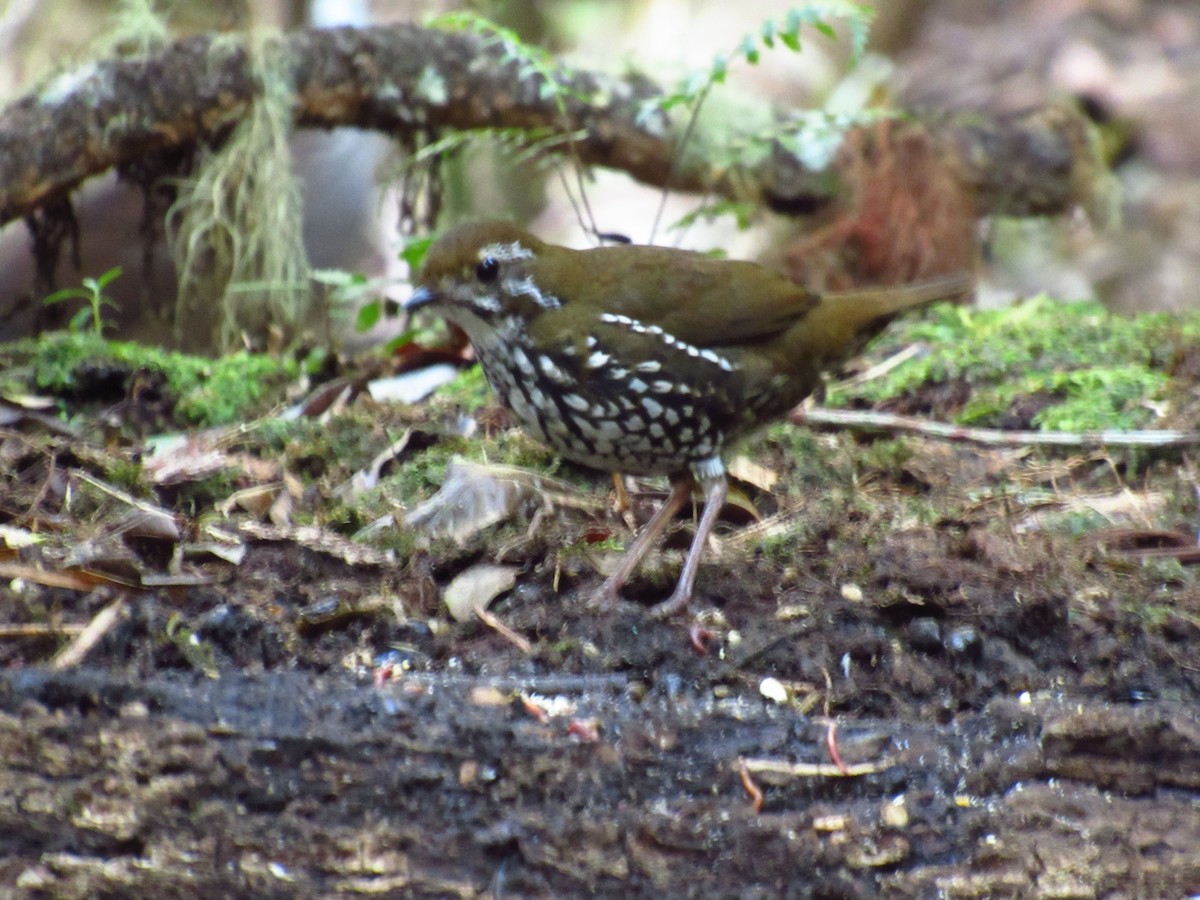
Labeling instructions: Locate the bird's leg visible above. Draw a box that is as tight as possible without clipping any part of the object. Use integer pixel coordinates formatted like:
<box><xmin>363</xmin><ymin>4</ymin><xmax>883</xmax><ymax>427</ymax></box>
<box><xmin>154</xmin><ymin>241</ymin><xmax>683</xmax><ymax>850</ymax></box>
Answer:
<box><xmin>610</xmin><ymin>472</ymin><xmax>630</xmax><ymax>515</ymax></box>
<box><xmin>593</xmin><ymin>475</ymin><xmax>694</xmax><ymax>609</ymax></box>
<box><xmin>650</xmin><ymin>475</ymin><xmax>727</xmax><ymax>619</ymax></box>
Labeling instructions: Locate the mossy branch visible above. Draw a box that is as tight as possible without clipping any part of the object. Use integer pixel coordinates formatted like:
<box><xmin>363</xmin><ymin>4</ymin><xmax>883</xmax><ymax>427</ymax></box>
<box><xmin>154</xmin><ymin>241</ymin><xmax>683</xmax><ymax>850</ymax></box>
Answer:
<box><xmin>0</xmin><ymin>22</ymin><xmax>1105</xmax><ymax>229</ymax></box>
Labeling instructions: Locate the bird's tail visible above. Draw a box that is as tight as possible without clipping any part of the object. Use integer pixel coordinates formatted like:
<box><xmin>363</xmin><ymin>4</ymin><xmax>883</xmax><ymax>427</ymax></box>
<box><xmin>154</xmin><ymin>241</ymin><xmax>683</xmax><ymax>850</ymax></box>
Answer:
<box><xmin>797</xmin><ymin>272</ymin><xmax>975</xmax><ymax>365</ymax></box>
<box><xmin>826</xmin><ymin>273</ymin><xmax>975</xmax><ymax>319</ymax></box>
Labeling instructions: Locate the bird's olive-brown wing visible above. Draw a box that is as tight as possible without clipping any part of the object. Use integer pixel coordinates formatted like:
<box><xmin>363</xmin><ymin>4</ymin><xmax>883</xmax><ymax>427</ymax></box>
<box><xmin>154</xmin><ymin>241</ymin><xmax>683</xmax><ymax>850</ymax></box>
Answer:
<box><xmin>534</xmin><ymin>244</ymin><xmax>819</xmax><ymax>348</ymax></box>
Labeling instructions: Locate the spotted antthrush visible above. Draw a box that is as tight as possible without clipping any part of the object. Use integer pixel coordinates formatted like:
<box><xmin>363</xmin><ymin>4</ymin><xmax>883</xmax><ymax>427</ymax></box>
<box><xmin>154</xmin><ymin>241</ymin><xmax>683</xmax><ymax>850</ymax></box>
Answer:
<box><xmin>406</xmin><ymin>221</ymin><xmax>971</xmax><ymax>617</ymax></box>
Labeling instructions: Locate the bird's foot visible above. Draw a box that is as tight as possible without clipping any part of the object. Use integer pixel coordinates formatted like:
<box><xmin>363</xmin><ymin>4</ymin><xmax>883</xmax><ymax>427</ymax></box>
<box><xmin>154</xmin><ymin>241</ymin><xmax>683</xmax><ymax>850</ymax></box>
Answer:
<box><xmin>648</xmin><ymin>588</ymin><xmax>691</xmax><ymax>620</ymax></box>
<box><xmin>587</xmin><ymin>576</ymin><xmax>624</xmax><ymax>611</ymax></box>
<box><xmin>589</xmin><ymin>577</ymin><xmax>690</xmax><ymax>619</ymax></box>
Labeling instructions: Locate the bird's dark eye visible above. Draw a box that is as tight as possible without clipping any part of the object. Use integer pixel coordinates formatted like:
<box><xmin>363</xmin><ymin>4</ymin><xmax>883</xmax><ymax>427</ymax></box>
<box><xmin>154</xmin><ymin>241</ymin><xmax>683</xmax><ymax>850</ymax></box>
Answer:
<box><xmin>476</xmin><ymin>257</ymin><xmax>499</xmax><ymax>283</ymax></box>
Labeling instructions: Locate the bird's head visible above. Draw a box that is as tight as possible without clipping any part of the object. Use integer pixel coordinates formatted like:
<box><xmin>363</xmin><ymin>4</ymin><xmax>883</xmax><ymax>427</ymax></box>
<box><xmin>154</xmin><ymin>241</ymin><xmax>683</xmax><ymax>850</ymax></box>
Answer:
<box><xmin>405</xmin><ymin>221</ymin><xmax>565</xmax><ymax>337</ymax></box>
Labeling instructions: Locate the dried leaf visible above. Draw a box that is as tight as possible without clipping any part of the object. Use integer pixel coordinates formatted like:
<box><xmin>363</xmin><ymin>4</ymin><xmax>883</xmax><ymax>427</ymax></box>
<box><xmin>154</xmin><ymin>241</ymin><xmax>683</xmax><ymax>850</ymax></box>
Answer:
<box><xmin>367</xmin><ymin>364</ymin><xmax>460</xmax><ymax>403</ymax></box>
<box><xmin>443</xmin><ymin>563</ymin><xmax>518</xmax><ymax>622</ymax></box>
<box><xmin>110</xmin><ymin>508</ymin><xmax>180</xmax><ymax>542</ymax></box>
<box><xmin>728</xmin><ymin>455</ymin><xmax>779</xmax><ymax>491</ymax></box>
<box><xmin>405</xmin><ymin>457</ymin><xmax>590</xmax><ymax>545</ymax></box>
<box><xmin>183</xmin><ymin>541</ymin><xmax>247</xmax><ymax>566</ymax></box>
<box><xmin>339</xmin><ymin>429</ymin><xmax>413</xmax><ymax>499</ymax></box>
<box><xmin>219</xmin><ymin>484</ymin><xmax>282</xmax><ymax>518</ymax></box>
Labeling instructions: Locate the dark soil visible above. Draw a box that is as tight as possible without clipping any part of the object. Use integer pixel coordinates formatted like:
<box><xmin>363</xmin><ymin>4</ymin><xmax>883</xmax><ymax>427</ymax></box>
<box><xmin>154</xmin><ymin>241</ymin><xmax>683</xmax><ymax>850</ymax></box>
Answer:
<box><xmin>2</xmin><ymin>362</ymin><xmax>1200</xmax><ymax>898</ymax></box>
<box><xmin>6</xmin><ymin>2</ymin><xmax>1200</xmax><ymax>891</ymax></box>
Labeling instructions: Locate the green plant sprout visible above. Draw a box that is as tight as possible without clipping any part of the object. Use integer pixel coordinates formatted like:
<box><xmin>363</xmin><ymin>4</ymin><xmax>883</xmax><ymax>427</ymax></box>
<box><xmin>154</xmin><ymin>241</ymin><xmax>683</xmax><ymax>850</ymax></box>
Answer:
<box><xmin>428</xmin><ymin>11</ymin><xmax>604</xmax><ymax>236</ymax></box>
<box><xmin>313</xmin><ymin>233</ymin><xmax>433</xmax><ymax>346</ymax></box>
<box><xmin>428</xmin><ymin>12</ymin><xmax>589</xmax><ymax>109</ymax></box>
<box><xmin>640</xmin><ymin>2</ymin><xmax>876</xmax><ymax>239</ymax></box>
<box><xmin>638</xmin><ymin>2</ymin><xmax>875</xmax><ymax>127</ymax></box>
<box><xmin>42</xmin><ymin>266</ymin><xmax>123</xmax><ymax>336</ymax></box>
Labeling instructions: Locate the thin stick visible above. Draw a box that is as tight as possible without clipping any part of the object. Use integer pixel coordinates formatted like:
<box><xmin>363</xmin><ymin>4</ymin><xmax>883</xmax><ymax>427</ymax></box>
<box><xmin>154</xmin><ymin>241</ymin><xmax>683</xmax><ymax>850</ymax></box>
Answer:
<box><xmin>649</xmin><ymin>81</ymin><xmax>713</xmax><ymax>244</ymax></box>
<box><xmin>793</xmin><ymin>407</ymin><xmax>1200</xmax><ymax>449</ymax></box>
<box><xmin>0</xmin><ymin>623</ymin><xmax>86</xmax><ymax>638</ymax></box>
<box><xmin>738</xmin><ymin>755</ymin><xmax>892</xmax><ymax>778</ymax></box>
<box><xmin>50</xmin><ymin>592</ymin><xmax>125</xmax><ymax>669</ymax></box>
<box><xmin>475</xmin><ymin>607</ymin><xmax>532</xmax><ymax>654</ymax></box>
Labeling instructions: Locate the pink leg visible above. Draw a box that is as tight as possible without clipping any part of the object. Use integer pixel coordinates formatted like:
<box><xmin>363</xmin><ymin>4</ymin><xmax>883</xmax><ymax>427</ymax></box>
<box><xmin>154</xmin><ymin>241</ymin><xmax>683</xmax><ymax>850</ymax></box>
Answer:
<box><xmin>593</xmin><ymin>476</ymin><xmax>693</xmax><ymax>609</ymax></box>
<box><xmin>650</xmin><ymin>476</ymin><xmax>727</xmax><ymax>619</ymax></box>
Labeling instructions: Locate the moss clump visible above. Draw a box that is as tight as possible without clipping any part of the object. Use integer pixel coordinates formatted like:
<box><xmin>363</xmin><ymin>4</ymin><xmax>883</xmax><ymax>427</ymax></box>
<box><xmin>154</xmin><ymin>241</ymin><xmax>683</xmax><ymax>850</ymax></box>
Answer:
<box><xmin>385</xmin><ymin>437</ymin><xmax>468</xmax><ymax>501</ymax></box>
<box><xmin>12</xmin><ymin>332</ymin><xmax>297</xmax><ymax>428</ymax></box>
<box><xmin>171</xmin><ymin>471</ymin><xmax>240</xmax><ymax>517</ymax></box>
<box><xmin>264</xmin><ymin>410</ymin><xmax>393</xmax><ymax>482</ymax></box>
<box><xmin>856</xmin><ymin>437</ymin><xmax>916</xmax><ymax>477</ymax></box>
<box><xmin>754</xmin><ymin>423</ymin><xmax>860</xmax><ymax>500</ymax></box>
<box><xmin>831</xmin><ymin>295</ymin><xmax>1200</xmax><ymax>431</ymax></box>
<box><xmin>425</xmin><ymin>365</ymin><xmax>495</xmax><ymax>417</ymax></box>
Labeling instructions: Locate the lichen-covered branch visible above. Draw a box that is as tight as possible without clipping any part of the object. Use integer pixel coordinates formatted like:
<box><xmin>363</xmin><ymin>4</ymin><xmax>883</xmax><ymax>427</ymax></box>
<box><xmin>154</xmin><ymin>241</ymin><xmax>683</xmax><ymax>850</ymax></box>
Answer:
<box><xmin>0</xmin><ymin>22</ymin><xmax>1104</xmax><ymax>229</ymax></box>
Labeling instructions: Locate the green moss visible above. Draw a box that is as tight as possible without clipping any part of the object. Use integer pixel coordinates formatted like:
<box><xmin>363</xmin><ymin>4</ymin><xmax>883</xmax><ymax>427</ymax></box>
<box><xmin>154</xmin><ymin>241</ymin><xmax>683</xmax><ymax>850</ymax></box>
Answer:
<box><xmin>856</xmin><ymin>437</ymin><xmax>916</xmax><ymax>476</ymax></box>
<box><xmin>561</xmin><ymin>535</ymin><xmax>624</xmax><ymax>558</ymax></box>
<box><xmin>370</xmin><ymin>526</ymin><xmax>420</xmax><ymax>561</ymax></box>
<box><xmin>426</xmin><ymin>365</ymin><xmax>494</xmax><ymax>416</ymax></box>
<box><xmin>759</xmin><ymin>520</ymin><xmax>813</xmax><ymax>564</ymax></box>
<box><xmin>760</xmin><ymin>423</ymin><xmax>854</xmax><ymax>491</ymax></box>
<box><xmin>12</xmin><ymin>332</ymin><xmax>298</xmax><ymax>427</ymax></box>
<box><xmin>248</xmin><ymin>416</ymin><xmax>301</xmax><ymax>453</ymax></box>
<box><xmin>830</xmin><ymin>295</ymin><xmax>1200</xmax><ymax>431</ymax></box>
<box><xmin>173</xmin><ymin>352</ymin><xmax>297</xmax><ymax>425</ymax></box>
<box><xmin>488</xmin><ymin>429</ymin><xmax>561</xmax><ymax>474</ymax></box>
<box><xmin>172</xmin><ymin>472</ymin><xmax>240</xmax><ymax>517</ymax></box>
<box><xmin>281</xmin><ymin>411</ymin><xmax>391</xmax><ymax>480</ymax></box>
<box><xmin>104</xmin><ymin>458</ymin><xmax>147</xmax><ymax>495</ymax></box>
<box><xmin>385</xmin><ymin>437</ymin><xmax>466</xmax><ymax>500</ymax></box>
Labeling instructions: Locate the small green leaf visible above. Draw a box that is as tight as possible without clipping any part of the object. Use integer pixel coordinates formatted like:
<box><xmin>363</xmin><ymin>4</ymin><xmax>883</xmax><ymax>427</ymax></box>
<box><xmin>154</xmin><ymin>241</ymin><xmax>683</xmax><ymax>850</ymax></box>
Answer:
<box><xmin>43</xmin><ymin>287</ymin><xmax>86</xmax><ymax>306</ymax></box>
<box><xmin>68</xmin><ymin>307</ymin><xmax>93</xmax><ymax>332</ymax></box>
<box><xmin>711</xmin><ymin>53</ymin><xmax>728</xmax><ymax>83</ymax></box>
<box><xmin>94</xmin><ymin>265</ymin><xmax>123</xmax><ymax>288</ymax></box>
<box><xmin>356</xmin><ymin>301</ymin><xmax>383</xmax><ymax>333</ymax></box>
<box><xmin>383</xmin><ymin>327</ymin><xmax>420</xmax><ymax>355</ymax></box>
<box><xmin>400</xmin><ymin>236</ymin><xmax>434</xmax><ymax>275</ymax></box>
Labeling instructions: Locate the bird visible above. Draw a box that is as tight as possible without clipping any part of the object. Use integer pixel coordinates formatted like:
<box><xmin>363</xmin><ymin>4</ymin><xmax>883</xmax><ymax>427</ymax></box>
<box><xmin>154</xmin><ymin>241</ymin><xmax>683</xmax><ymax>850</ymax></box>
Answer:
<box><xmin>405</xmin><ymin>220</ymin><xmax>971</xmax><ymax>618</ymax></box>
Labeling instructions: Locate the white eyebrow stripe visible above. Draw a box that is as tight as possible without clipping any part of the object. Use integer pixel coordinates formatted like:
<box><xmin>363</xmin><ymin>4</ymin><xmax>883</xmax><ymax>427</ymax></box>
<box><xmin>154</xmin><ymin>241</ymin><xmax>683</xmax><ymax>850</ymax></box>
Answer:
<box><xmin>479</xmin><ymin>241</ymin><xmax>534</xmax><ymax>261</ymax></box>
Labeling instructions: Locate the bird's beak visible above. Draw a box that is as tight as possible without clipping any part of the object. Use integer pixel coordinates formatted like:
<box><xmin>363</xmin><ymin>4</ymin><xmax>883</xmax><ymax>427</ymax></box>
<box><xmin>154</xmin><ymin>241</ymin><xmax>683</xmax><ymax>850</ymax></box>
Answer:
<box><xmin>404</xmin><ymin>285</ymin><xmax>439</xmax><ymax>312</ymax></box>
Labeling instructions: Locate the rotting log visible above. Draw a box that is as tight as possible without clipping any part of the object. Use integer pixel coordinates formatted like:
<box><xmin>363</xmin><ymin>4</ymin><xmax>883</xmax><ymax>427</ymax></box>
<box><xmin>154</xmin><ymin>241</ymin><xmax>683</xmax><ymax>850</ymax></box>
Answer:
<box><xmin>1</xmin><ymin>669</ymin><xmax>1197</xmax><ymax>897</ymax></box>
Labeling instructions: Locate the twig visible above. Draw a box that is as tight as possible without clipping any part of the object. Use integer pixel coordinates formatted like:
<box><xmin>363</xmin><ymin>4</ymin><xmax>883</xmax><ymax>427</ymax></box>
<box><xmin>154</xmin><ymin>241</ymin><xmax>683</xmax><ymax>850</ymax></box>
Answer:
<box><xmin>738</xmin><ymin>755</ymin><xmax>892</xmax><ymax>778</ymax></box>
<box><xmin>73</xmin><ymin>469</ymin><xmax>178</xmax><ymax>521</ymax></box>
<box><xmin>49</xmin><ymin>590</ymin><xmax>125</xmax><ymax>669</ymax></box>
<box><xmin>793</xmin><ymin>407</ymin><xmax>1200</xmax><ymax>448</ymax></box>
<box><xmin>838</xmin><ymin>344</ymin><xmax>927</xmax><ymax>387</ymax></box>
<box><xmin>0</xmin><ymin>623</ymin><xmax>86</xmax><ymax>638</ymax></box>
<box><xmin>475</xmin><ymin>607</ymin><xmax>532</xmax><ymax>654</ymax></box>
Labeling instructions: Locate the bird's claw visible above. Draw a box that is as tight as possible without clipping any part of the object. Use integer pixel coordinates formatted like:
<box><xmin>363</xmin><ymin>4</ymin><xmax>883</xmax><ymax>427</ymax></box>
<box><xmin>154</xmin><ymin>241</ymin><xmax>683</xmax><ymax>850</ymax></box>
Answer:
<box><xmin>648</xmin><ymin>590</ymin><xmax>691</xmax><ymax>620</ymax></box>
<box><xmin>587</xmin><ymin>577</ymin><xmax>623</xmax><ymax>610</ymax></box>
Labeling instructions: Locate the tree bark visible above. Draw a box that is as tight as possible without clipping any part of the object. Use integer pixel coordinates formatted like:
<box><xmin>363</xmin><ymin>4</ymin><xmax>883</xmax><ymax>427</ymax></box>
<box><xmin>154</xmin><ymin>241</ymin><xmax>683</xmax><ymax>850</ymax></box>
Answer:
<box><xmin>0</xmin><ymin>23</ymin><xmax>1105</xmax><ymax>229</ymax></box>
